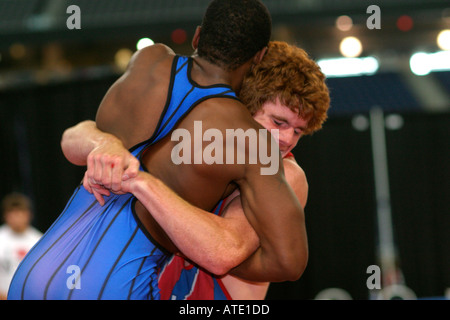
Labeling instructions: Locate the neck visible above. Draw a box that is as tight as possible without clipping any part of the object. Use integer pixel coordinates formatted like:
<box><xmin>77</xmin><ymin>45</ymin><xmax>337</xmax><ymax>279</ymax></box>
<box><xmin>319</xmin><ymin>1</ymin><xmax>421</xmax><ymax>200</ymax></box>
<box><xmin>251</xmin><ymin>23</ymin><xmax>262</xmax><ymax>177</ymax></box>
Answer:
<box><xmin>191</xmin><ymin>54</ymin><xmax>252</xmax><ymax>94</ymax></box>
<box><xmin>8</xmin><ymin>225</ymin><xmax>27</xmax><ymax>234</ymax></box>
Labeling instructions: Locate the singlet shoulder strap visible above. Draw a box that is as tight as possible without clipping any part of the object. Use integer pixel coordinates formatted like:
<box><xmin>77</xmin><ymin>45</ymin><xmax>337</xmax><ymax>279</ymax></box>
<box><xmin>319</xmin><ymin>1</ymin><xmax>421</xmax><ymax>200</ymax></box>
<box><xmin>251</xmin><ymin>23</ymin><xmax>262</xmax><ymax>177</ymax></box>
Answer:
<box><xmin>149</xmin><ymin>56</ymin><xmax>238</xmax><ymax>144</ymax></box>
<box><xmin>130</xmin><ymin>55</ymin><xmax>239</xmax><ymax>157</ymax></box>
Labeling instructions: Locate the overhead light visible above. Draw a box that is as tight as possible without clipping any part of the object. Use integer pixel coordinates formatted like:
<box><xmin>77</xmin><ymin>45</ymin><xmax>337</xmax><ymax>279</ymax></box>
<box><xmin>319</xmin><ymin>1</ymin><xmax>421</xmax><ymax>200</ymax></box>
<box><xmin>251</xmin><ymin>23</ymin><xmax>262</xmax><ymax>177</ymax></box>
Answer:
<box><xmin>171</xmin><ymin>28</ymin><xmax>187</xmax><ymax>45</ymax></box>
<box><xmin>410</xmin><ymin>51</ymin><xmax>450</xmax><ymax>76</ymax></box>
<box><xmin>317</xmin><ymin>56</ymin><xmax>379</xmax><ymax>78</ymax></box>
<box><xmin>339</xmin><ymin>36</ymin><xmax>363</xmax><ymax>58</ymax></box>
<box><xmin>437</xmin><ymin>29</ymin><xmax>450</xmax><ymax>51</ymax></box>
<box><xmin>396</xmin><ymin>15</ymin><xmax>414</xmax><ymax>32</ymax></box>
<box><xmin>336</xmin><ymin>15</ymin><xmax>353</xmax><ymax>32</ymax></box>
<box><xmin>115</xmin><ymin>48</ymin><xmax>133</xmax><ymax>71</ymax></box>
<box><xmin>136</xmin><ymin>38</ymin><xmax>154</xmax><ymax>50</ymax></box>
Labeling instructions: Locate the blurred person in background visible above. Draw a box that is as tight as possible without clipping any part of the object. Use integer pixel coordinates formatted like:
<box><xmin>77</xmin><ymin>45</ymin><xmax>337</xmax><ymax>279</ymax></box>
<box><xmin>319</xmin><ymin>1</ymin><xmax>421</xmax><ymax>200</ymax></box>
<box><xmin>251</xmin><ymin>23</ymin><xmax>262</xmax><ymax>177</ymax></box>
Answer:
<box><xmin>0</xmin><ymin>193</ymin><xmax>42</xmax><ymax>299</ymax></box>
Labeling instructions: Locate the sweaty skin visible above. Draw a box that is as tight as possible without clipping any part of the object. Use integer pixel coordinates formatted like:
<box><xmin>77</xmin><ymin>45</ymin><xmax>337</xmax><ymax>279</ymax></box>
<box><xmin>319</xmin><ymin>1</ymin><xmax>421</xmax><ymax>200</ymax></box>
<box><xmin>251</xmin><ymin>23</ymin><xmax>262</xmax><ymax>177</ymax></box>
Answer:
<box><xmin>220</xmin><ymin>100</ymin><xmax>309</xmax><ymax>297</ymax></box>
<box><xmin>62</xmin><ymin>43</ymin><xmax>308</xmax><ymax>282</ymax></box>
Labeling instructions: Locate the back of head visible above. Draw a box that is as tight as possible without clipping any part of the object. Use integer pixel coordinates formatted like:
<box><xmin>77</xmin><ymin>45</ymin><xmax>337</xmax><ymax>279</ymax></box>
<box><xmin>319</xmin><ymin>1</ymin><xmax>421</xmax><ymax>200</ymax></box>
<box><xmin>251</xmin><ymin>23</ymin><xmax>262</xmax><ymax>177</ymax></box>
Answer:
<box><xmin>198</xmin><ymin>0</ymin><xmax>272</xmax><ymax>70</ymax></box>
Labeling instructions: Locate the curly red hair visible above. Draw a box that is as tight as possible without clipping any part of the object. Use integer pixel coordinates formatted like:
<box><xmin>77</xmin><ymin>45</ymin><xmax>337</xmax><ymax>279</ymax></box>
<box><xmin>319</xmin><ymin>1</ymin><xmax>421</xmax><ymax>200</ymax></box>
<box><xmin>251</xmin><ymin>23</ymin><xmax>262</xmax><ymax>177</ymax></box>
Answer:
<box><xmin>240</xmin><ymin>41</ymin><xmax>330</xmax><ymax>135</ymax></box>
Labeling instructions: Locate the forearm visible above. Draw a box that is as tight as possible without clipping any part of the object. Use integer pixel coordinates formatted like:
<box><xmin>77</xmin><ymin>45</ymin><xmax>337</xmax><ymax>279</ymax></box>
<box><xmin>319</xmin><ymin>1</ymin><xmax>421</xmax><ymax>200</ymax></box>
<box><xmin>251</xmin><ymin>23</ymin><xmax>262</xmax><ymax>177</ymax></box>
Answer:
<box><xmin>232</xmin><ymin>175</ymin><xmax>308</xmax><ymax>282</ymax></box>
<box><xmin>231</xmin><ymin>223</ymin><xmax>307</xmax><ymax>282</ymax></box>
<box><xmin>61</xmin><ymin>120</ymin><xmax>123</xmax><ymax>166</ymax></box>
<box><xmin>130</xmin><ymin>173</ymin><xmax>257</xmax><ymax>276</ymax></box>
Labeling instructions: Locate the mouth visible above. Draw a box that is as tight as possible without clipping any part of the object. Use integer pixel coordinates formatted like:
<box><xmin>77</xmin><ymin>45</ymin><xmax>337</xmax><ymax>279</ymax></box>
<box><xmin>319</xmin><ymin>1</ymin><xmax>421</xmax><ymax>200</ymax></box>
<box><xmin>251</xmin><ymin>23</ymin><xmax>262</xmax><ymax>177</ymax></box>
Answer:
<box><xmin>278</xmin><ymin>143</ymin><xmax>290</xmax><ymax>154</ymax></box>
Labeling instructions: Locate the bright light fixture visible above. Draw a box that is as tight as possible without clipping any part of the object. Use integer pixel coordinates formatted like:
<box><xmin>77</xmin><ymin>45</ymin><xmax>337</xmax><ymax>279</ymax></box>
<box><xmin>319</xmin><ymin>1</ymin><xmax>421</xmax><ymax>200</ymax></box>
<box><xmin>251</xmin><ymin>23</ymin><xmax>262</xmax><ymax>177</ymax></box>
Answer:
<box><xmin>339</xmin><ymin>36</ymin><xmax>363</xmax><ymax>58</ymax></box>
<box><xmin>317</xmin><ymin>56</ymin><xmax>379</xmax><ymax>77</ymax></box>
<box><xmin>336</xmin><ymin>15</ymin><xmax>353</xmax><ymax>32</ymax></box>
<box><xmin>136</xmin><ymin>38</ymin><xmax>155</xmax><ymax>50</ymax></box>
<box><xmin>437</xmin><ymin>29</ymin><xmax>450</xmax><ymax>51</ymax></box>
<box><xmin>410</xmin><ymin>51</ymin><xmax>450</xmax><ymax>76</ymax></box>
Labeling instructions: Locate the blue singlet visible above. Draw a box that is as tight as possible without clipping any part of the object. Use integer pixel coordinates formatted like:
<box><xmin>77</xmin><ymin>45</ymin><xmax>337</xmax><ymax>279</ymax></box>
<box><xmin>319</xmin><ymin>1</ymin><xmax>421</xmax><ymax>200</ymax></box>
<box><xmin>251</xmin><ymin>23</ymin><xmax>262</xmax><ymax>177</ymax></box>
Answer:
<box><xmin>7</xmin><ymin>55</ymin><xmax>237</xmax><ymax>300</ymax></box>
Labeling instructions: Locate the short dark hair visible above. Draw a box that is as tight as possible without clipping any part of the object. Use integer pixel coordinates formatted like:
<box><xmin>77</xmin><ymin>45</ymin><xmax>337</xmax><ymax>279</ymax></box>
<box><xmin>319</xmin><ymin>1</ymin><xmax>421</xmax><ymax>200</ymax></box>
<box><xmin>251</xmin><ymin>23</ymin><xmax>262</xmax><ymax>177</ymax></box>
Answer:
<box><xmin>2</xmin><ymin>192</ymin><xmax>32</xmax><ymax>216</ymax></box>
<box><xmin>198</xmin><ymin>0</ymin><xmax>272</xmax><ymax>70</ymax></box>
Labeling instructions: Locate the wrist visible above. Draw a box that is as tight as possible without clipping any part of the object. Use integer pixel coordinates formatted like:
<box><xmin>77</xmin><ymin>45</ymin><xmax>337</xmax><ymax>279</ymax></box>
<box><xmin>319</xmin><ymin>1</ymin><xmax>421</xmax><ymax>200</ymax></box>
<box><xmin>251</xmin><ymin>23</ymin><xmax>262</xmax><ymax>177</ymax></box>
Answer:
<box><xmin>96</xmin><ymin>132</ymin><xmax>123</xmax><ymax>150</ymax></box>
<box><xmin>131</xmin><ymin>172</ymin><xmax>158</xmax><ymax>198</ymax></box>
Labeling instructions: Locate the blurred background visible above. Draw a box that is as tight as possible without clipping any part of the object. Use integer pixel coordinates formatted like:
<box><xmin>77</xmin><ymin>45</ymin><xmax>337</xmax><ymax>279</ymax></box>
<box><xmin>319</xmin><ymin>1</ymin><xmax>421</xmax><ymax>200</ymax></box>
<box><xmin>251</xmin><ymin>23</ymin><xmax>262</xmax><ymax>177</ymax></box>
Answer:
<box><xmin>0</xmin><ymin>0</ymin><xmax>449</xmax><ymax>300</ymax></box>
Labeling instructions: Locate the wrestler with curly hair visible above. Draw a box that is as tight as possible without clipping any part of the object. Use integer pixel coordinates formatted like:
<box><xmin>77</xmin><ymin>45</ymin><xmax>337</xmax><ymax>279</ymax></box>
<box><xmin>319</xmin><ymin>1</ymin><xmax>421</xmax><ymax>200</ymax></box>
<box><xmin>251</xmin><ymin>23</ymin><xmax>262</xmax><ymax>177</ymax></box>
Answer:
<box><xmin>158</xmin><ymin>41</ymin><xmax>330</xmax><ymax>300</ymax></box>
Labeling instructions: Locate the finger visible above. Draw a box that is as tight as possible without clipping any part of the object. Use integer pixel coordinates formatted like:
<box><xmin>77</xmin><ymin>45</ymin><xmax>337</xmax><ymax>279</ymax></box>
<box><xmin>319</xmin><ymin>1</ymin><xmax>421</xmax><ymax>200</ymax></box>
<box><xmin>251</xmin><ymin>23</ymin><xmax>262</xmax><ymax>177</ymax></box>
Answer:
<box><xmin>93</xmin><ymin>185</ymin><xmax>111</xmax><ymax>197</ymax></box>
<box><xmin>101</xmin><ymin>157</ymin><xmax>113</xmax><ymax>189</ymax></box>
<box><xmin>92</xmin><ymin>186</ymin><xmax>110</xmax><ymax>205</ymax></box>
<box><xmin>83</xmin><ymin>172</ymin><xmax>93</xmax><ymax>194</ymax></box>
<box><xmin>93</xmin><ymin>189</ymin><xmax>105</xmax><ymax>206</ymax></box>
<box><xmin>93</xmin><ymin>154</ymin><xmax>104</xmax><ymax>185</ymax></box>
<box><xmin>111</xmin><ymin>160</ymin><xmax>123</xmax><ymax>192</ymax></box>
<box><xmin>122</xmin><ymin>157</ymin><xmax>140</xmax><ymax>181</ymax></box>
<box><xmin>86</xmin><ymin>153</ymin><xmax>96</xmax><ymax>187</ymax></box>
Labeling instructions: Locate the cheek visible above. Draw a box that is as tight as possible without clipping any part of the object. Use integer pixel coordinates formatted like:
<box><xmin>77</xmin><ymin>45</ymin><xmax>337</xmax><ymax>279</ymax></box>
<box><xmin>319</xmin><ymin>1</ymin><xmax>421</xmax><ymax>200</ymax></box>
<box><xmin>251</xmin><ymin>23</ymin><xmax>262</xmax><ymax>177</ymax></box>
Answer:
<box><xmin>269</xmin><ymin>129</ymin><xmax>280</xmax><ymax>142</ymax></box>
<box><xmin>290</xmin><ymin>136</ymin><xmax>301</xmax><ymax>148</ymax></box>
<box><xmin>254</xmin><ymin>118</ymin><xmax>277</xmax><ymax>133</ymax></box>
<box><xmin>253</xmin><ymin>116</ymin><xmax>281</xmax><ymax>143</ymax></box>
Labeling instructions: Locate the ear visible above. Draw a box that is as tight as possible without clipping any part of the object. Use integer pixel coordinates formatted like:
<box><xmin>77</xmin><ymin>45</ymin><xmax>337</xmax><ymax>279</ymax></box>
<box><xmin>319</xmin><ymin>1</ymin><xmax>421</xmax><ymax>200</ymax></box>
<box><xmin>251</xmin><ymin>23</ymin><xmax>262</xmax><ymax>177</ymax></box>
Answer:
<box><xmin>192</xmin><ymin>26</ymin><xmax>201</xmax><ymax>50</ymax></box>
<box><xmin>253</xmin><ymin>46</ymin><xmax>268</xmax><ymax>65</ymax></box>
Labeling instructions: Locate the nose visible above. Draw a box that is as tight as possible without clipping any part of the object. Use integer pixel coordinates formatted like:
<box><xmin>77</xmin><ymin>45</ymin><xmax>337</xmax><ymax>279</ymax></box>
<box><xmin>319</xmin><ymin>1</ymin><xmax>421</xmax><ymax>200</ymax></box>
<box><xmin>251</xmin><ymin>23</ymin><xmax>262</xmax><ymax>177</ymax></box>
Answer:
<box><xmin>278</xmin><ymin>128</ymin><xmax>294</xmax><ymax>147</ymax></box>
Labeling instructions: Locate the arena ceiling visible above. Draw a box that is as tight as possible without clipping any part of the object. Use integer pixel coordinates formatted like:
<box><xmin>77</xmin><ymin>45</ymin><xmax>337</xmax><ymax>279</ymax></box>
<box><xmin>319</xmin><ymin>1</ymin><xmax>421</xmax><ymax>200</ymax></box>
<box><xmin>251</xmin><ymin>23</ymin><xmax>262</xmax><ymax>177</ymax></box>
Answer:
<box><xmin>0</xmin><ymin>0</ymin><xmax>449</xmax><ymax>73</ymax></box>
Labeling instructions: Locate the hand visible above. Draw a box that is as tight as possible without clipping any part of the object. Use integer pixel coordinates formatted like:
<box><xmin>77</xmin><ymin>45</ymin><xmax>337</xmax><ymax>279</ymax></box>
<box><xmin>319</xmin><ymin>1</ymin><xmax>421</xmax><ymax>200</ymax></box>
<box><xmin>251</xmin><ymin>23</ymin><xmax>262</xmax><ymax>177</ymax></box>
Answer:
<box><xmin>83</xmin><ymin>171</ymin><xmax>111</xmax><ymax>206</ymax></box>
<box><xmin>83</xmin><ymin>141</ymin><xmax>140</xmax><ymax>205</ymax></box>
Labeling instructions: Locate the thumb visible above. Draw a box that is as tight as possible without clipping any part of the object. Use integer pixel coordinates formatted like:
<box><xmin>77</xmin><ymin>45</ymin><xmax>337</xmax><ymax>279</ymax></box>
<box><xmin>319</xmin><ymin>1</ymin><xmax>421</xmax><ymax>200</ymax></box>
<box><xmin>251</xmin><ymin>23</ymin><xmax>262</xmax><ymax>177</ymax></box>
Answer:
<box><xmin>122</xmin><ymin>157</ymin><xmax>140</xmax><ymax>181</ymax></box>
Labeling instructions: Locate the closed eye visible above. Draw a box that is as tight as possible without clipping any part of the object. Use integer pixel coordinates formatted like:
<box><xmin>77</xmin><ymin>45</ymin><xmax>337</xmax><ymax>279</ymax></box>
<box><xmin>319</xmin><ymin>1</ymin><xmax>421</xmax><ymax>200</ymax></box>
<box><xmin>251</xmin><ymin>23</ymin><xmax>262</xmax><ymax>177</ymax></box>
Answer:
<box><xmin>273</xmin><ymin>119</ymin><xmax>282</xmax><ymax>126</ymax></box>
<box><xmin>272</xmin><ymin>118</ymin><xmax>286</xmax><ymax>127</ymax></box>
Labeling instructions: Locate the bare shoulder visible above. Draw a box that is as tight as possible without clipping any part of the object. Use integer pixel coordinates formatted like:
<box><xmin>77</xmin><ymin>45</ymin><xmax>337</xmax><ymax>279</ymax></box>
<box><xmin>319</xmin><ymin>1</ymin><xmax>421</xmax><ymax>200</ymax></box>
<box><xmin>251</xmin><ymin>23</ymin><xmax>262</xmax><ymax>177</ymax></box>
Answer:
<box><xmin>96</xmin><ymin>43</ymin><xmax>176</xmax><ymax>146</ymax></box>
<box><xmin>283</xmin><ymin>156</ymin><xmax>309</xmax><ymax>208</ymax></box>
<box><xmin>128</xmin><ymin>43</ymin><xmax>175</xmax><ymax>71</ymax></box>
<box><xmin>284</xmin><ymin>157</ymin><xmax>306</xmax><ymax>180</ymax></box>
<box><xmin>133</xmin><ymin>43</ymin><xmax>175</xmax><ymax>61</ymax></box>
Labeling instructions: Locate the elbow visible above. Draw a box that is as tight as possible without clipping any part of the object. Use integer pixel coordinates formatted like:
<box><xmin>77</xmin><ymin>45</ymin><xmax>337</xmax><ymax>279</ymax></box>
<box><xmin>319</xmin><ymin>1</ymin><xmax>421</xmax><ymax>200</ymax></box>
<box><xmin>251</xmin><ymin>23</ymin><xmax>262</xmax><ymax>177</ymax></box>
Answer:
<box><xmin>203</xmin><ymin>241</ymin><xmax>250</xmax><ymax>277</ymax></box>
<box><xmin>60</xmin><ymin>128</ymin><xmax>83</xmax><ymax>166</ymax></box>
<box><xmin>277</xmin><ymin>249</ymin><xmax>308</xmax><ymax>282</ymax></box>
<box><xmin>204</xmin><ymin>257</ymin><xmax>237</xmax><ymax>277</ymax></box>
<box><xmin>60</xmin><ymin>128</ymin><xmax>69</xmax><ymax>150</ymax></box>
<box><xmin>208</xmin><ymin>264</ymin><xmax>231</xmax><ymax>277</ymax></box>
<box><xmin>287</xmin><ymin>256</ymin><xmax>308</xmax><ymax>281</ymax></box>
<box><xmin>60</xmin><ymin>128</ymin><xmax>74</xmax><ymax>163</ymax></box>
<box><xmin>60</xmin><ymin>120</ymin><xmax>95</xmax><ymax>166</ymax></box>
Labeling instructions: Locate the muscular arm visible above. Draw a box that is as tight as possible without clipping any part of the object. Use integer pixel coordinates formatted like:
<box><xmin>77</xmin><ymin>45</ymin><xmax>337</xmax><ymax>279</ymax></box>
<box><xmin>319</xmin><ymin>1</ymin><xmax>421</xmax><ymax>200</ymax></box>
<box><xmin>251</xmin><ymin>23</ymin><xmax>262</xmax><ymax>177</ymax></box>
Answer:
<box><xmin>61</xmin><ymin>120</ymin><xmax>140</xmax><ymax>205</ymax></box>
<box><xmin>61</xmin><ymin>120</ymin><xmax>112</xmax><ymax>167</ymax></box>
<box><xmin>128</xmin><ymin>175</ymin><xmax>259</xmax><ymax>275</ymax></box>
<box><xmin>61</xmin><ymin>121</ymin><xmax>308</xmax><ymax>280</ymax></box>
<box><xmin>61</xmin><ymin>122</ymin><xmax>259</xmax><ymax>276</ymax></box>
<box><xmin>222</xmin><ymin>159</ymin><xmax>307</xmax><ymax>298</ymax></box>
<box><xmin>204</xmin><ymin>106</ymin><xmax>309</xmax><ymax>282</ymax></box>
<box><xmin>61</xmin><ymin>43</ymin><xmax>173</xmax><ymax>202</ymax></box>
<box><xmin>231</xmin><ymin>157</ymin><xmax>309</xmax><ymax>281</ymax></box>
<box><xmin>61</xmin><ymin>45</ymin><xmax>308</xmax><ymax>281</ymax></box>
